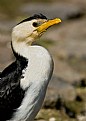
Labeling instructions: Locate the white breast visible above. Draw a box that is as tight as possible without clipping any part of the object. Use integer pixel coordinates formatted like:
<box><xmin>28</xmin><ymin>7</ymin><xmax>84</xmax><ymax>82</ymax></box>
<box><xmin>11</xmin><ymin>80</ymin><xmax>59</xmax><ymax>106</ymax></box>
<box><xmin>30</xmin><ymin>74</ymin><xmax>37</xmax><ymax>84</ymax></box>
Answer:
<box><xmin>11</xmin><ymin>46</ymin><xmax>53</xmax><ymax>121</ymax></box>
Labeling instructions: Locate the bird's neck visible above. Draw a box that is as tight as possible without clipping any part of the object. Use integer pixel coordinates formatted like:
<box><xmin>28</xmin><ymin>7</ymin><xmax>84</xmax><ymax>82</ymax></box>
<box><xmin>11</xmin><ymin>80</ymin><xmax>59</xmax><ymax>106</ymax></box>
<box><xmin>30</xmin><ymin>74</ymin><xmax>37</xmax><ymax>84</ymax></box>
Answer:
<box><xmin>12</xmin><ymin>40</ymin><xmax>31</xmax><ymax>59</ymax></box>
<box><xmin>12</xmin><ymin>40</ymin><xmax>53</xmax><ymax>88</ymax></box>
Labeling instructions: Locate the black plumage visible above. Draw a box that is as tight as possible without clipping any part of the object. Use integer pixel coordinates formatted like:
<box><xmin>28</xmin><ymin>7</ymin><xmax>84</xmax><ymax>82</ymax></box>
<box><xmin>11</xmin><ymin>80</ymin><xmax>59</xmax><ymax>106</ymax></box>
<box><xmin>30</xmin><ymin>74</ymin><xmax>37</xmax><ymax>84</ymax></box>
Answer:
<box><xmin>18</xmin><ymin>13</ymin><xmax>47</xmax><ymax>25</ymax></box>
<box><xmin>0</xmin><ymin>46</ymin><xmax>28</xmax><ymax>121</ymax></box>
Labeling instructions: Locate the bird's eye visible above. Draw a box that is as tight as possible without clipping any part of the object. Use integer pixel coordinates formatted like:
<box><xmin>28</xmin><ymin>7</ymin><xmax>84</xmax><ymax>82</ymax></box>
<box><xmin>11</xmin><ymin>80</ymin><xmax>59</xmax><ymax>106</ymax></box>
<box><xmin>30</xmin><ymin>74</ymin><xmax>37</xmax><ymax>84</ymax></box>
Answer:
<box><xmin>33</xmin><ymin>22</ymin><xmax>39</xmax><ymax>27</ymax></box>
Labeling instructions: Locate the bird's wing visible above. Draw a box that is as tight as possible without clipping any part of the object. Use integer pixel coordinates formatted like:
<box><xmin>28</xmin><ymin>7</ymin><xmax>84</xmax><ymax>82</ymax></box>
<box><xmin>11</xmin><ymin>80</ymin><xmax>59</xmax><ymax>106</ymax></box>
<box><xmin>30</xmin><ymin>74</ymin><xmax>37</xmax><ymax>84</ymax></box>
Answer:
<box><xmin>0</xmin><ymin>61</ymin><xmax>26</xmax><ymax>120</ymax></box>
<box><xmin>0</xmin><ymin>61</ymin><xmax>21</xmax><ymax>98</ymax></box>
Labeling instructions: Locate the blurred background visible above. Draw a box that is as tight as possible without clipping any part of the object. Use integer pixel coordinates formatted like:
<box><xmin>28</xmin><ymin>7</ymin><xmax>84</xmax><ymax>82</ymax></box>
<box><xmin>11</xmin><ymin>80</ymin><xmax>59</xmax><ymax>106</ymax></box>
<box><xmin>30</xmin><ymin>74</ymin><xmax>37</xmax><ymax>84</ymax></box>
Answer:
<box><xmin>0</xmin><ymin>0</ymin><xmax>86</xmax><ymax>121</ymax></box>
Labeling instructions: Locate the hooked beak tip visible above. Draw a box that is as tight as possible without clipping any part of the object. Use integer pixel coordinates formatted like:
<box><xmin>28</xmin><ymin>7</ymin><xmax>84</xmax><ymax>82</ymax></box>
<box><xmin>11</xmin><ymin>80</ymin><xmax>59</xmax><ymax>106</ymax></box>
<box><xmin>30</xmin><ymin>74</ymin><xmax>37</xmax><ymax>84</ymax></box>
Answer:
<box><xmin>37</xmin><ymin>18</ymin><xmax>62</xmax><ymax>33</ymax></box>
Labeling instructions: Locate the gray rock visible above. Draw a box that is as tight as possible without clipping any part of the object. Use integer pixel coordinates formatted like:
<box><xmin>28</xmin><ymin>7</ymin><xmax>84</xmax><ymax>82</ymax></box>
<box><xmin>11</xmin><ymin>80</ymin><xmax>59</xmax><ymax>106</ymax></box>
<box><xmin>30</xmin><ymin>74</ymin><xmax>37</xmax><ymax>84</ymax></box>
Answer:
<box><xmin>43</xmin><ymin>75</ymin><xmax>76</xmax><ymax>108</ymax></box>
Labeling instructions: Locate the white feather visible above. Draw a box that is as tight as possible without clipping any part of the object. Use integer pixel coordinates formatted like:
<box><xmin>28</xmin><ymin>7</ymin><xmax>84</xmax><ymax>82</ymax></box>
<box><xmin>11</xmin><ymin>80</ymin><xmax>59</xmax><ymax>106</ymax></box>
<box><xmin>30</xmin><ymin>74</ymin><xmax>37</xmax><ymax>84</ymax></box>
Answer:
<box><xmin>10</xmin><ymin>45</ymin><xmax>53</xmax><ymax>121</ymax></box>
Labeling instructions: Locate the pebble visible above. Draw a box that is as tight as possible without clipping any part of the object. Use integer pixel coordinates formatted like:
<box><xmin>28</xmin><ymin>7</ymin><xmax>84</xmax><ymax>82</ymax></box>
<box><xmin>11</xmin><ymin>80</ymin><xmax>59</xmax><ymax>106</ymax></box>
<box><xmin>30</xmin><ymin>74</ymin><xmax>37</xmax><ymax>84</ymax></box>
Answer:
<box><xmin>49</xmin><ymin>117</ymin><xmax>56</xmax><ymax>121</ymax></box>
<box><xmin>77</xmin><ymin>115</ymin><xmax>86</xmax><ymax>121</ymax></box>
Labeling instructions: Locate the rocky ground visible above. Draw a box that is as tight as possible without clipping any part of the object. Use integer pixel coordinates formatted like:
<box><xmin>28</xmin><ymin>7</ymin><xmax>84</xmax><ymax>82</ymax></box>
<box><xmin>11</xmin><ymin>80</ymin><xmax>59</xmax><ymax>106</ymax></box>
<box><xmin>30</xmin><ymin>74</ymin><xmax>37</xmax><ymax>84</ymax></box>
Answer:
<box><xmin>0</xmin><ymin>0</ymin><xmax>86</xmax><ymax>121</ymax></box>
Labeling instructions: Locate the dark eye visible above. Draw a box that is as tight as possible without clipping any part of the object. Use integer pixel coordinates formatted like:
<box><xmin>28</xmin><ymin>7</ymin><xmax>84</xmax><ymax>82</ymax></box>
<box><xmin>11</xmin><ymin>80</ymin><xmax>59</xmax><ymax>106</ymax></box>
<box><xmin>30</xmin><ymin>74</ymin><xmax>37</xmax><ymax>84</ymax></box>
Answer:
<box><xmin>33</xmin><ymin>22</ymin><xmax>39</xmax><ymax>27</ymax></box>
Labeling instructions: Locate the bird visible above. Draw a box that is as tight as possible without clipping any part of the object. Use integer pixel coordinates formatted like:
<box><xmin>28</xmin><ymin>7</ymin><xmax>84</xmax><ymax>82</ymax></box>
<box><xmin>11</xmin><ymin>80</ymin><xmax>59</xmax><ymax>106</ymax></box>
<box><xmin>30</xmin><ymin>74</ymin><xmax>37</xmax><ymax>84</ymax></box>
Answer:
<box><xmin>0</xmin><ymin>14</ymin><xmax>61</xmax><ymax>121</ymax></box>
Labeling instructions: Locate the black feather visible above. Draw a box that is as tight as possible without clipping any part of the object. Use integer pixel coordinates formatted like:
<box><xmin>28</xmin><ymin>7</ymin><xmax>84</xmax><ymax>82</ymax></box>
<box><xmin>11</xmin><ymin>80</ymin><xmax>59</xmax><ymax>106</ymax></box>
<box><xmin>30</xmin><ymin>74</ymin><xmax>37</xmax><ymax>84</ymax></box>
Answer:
<box><xmin>18</xmin><ymin>13</ymin><xmax>47</xmax><ymax>25</ymax></box>
<box><xmin>0</xmin><ymin>50</ymin><xmax>28</xmax><ymax>121</ymax></box>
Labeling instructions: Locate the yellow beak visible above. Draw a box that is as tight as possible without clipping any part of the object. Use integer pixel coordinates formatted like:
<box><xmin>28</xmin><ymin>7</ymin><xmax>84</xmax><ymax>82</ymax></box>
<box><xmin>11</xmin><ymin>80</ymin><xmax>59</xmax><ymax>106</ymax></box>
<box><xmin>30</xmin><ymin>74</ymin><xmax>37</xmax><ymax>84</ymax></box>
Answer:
<box><xmin>37</xmin><ymin>18</ymin><xmax>61</xmax><ymax>33</ymax></box>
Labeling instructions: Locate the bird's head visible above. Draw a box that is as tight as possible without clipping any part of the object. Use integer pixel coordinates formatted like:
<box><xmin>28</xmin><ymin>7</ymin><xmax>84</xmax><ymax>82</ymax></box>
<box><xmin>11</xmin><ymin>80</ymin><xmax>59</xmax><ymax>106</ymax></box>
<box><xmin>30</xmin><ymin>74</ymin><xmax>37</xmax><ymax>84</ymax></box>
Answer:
<box><xmin>12</xmin><ymin>14</ymin><xmax>61</xmax><ymax>45</ymax></box>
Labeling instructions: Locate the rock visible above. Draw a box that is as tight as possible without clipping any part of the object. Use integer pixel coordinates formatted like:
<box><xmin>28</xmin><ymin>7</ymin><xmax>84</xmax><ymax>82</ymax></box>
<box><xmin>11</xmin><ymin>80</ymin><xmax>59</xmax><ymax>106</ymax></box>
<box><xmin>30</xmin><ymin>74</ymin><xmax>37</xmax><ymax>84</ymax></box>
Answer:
<box><xmin>52</xmin><ymin>57</ymin><xmax>83</xmax><ymax>84</ymax></box>
<box><xmin>43</xmin><ymin>75</ymin><xmax>76</xmax><ymax>108</ymax></box>
<box><xmin>37</xmin><ymin>120</ymin><xmax>46</xmax><ymax>121</ymax></box>
<box><xmin>73</xmin><ymin>78</ymin><xmax>86</xmax><ymax>87</ymax></box>
<box><xmin>77</xmin><ymin>115</ymin><xmax>86</xmax><ymax>121</ymax></box>
<box><xmin>49</xmin><ymin>117</ymin><xmax>56</xmax><ymax>121</ymax></box>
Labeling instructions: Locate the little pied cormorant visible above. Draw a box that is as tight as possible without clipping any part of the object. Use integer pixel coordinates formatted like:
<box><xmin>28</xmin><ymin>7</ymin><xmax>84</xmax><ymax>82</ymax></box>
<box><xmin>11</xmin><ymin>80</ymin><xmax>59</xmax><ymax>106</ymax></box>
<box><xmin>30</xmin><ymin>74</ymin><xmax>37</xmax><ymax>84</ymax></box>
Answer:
<box><xmin>0</xmin><ymin>14</ymin><xmax>61</xmax><ymax>121</ymax></box>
